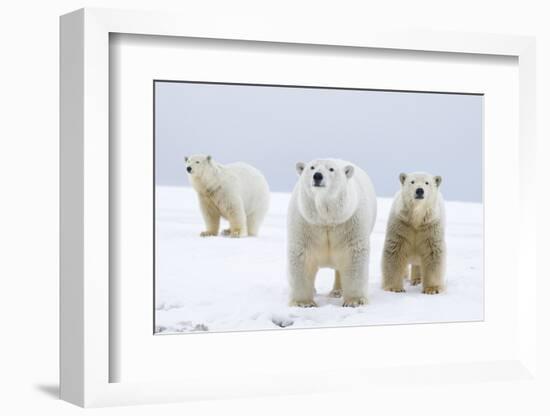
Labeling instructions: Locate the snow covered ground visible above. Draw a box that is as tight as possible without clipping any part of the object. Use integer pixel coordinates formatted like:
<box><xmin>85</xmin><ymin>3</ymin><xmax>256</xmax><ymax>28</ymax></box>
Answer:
<box><xmin>155</xmin><ymin>186</ymin><xmax>483</xmax><ymax>334</ymax></box>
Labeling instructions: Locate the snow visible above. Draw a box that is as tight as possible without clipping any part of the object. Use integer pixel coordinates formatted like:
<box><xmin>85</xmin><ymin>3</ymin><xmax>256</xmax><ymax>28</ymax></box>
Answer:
<box><xmin>155</xmin><ymin>186</ymin><xmax>483</xmax><ymax>334</ymax></box>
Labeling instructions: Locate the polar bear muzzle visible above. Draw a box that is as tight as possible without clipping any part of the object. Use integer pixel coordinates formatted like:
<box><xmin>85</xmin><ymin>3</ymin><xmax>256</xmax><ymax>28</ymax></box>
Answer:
<box><xmin>313</xmin><ymin>172</ymin><xmax>325</xmax><ymax>187</ymax></box>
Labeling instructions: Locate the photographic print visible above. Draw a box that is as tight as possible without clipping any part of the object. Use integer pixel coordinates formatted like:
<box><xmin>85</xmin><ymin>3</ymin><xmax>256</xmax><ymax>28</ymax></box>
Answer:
<box><xmin>154</xmin><ymin>81</ymin><xmax>483</xmax><ymax>334</ymax></box>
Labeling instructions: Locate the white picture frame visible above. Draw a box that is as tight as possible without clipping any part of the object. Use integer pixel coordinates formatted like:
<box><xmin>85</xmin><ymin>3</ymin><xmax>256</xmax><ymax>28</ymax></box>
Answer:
<box><xmin>60</xmin><ymin>7</ymin><xmax>538</xmax><ymax>407</ymax></box>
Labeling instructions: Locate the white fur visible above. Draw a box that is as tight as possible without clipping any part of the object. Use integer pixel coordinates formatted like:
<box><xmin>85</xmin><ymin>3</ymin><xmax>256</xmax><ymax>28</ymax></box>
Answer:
<box><xmin>381</xmin><ymin>172</ymin><xmax>446</xmax><ymax>294</ymax></box>
<box><xmin>185</xmin><ymin>155</ymin><xmax>270</xmax><ymax>237</ymax></box>
<box><xmin>286</xmin><ymin>159</ymin><xmax>377</xmax><ymax>307</ymax></box>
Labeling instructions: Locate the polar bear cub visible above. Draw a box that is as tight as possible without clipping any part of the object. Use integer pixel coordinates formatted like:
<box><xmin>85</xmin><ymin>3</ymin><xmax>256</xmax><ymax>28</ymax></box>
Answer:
<box><xmin>185</xmin><ymin>155</ymin><xmax>270</xmax><ymax>238</ymax></box>
<box><xmin>382</xmin><ymin>172</ymin><xmax>446</xmax><ymax>294</ymax></box>
<box><xmin>287</xmin><ymin>159</ymin><xmax>377</xmax><ymax>307</ymax></box>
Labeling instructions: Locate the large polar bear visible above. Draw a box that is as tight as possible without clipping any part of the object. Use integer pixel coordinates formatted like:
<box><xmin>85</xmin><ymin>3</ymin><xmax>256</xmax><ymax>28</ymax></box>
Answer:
<box><xmin>382</xmin><ymin>172</ymin><xmax>446</xmax><ymax>294</ymax></box>
<box><xmin>287</xmin><ymin>159</ymin><xmax>377</xmax><ymax>307</ymax></box>
<box><xmin>185</xmin><ymin>155</ymin><xmax>270</xmax><ymax>238</ymax></box>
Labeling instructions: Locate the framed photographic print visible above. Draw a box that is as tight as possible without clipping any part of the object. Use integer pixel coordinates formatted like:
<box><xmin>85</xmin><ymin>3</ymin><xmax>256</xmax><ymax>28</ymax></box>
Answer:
<box><xmin>60</xmin><ymin>8</ymin><xmax>538</xmax><ymax>407</ymax></box>
<box><xmin>153</xmin><ymin>80</ymin><xmax>484</xmax><ymax>334</ymax></box>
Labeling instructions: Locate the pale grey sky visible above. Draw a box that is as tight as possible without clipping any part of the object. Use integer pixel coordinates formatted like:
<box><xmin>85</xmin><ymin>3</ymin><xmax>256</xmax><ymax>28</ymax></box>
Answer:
<box><xmin>155</xmin><ymin>81</ymin><xmax>482</xmax><ymax>202</ymax></box>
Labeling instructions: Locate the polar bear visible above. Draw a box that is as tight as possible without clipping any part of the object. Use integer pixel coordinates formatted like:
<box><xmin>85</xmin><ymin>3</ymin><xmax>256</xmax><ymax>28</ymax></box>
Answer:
<box><xmin>185</xmin><ymin>155</ymin><xmax>270</xmax><ymax>238</ymax></box>
<box><xmin>381</xmin><ymin>172</ymin><xmax>446</xmax><ymax>294</ymax></box>
<box><xmin>287</xmin><ymin>159</ymin><xmax>377</xmax><ymax>307</ymax></box>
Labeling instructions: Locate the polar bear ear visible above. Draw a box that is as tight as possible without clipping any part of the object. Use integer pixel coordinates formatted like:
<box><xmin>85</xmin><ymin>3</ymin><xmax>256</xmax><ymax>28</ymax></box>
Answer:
<box><xmin>344</xmin><ymin>165</ymin><xmax>354</xmax><ymax>178</ymax></box>
<box><xmin>206</xmin><ymin>155</ymin><xmax>212</xmax><ymax>163</ymax></box>
<box><xmin>296</xmin><ymin>162</ymin><xmax>305</xmax><ymax>175</ymax></box>
<box><xmin>399</xmin><ymin>172</ymin><xmax>407</xmax><ymax>185</ymax></box>
<box><xmin>435</xmin><ymin>175</ymin><xmax>442</xmax><ymax>187</ymax></box>
<box><xmin>184</xmin><ymin>156</ymin><xmax>188</xmax><ymax>162</ymax></box>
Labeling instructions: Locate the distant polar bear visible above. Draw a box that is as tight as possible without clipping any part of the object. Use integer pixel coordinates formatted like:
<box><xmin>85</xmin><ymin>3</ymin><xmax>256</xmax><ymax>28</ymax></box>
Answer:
<box><xmin>185</xmin><ymin>155</ymin><xmax>270</xmax><ymax>238</ymax></box>
<box><xmin>382</xmin><ymin>172</ymin><xmax>446</xmax><ymax>294</ymax></box>
<box><xmin>287</xmin><ymin>159</ymin><xmax>377</xmax><ymax>307</ymax></box>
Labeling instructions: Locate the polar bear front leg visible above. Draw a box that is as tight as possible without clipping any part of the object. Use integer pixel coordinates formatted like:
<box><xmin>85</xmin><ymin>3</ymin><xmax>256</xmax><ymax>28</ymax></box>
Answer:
<box><xmin>288</xmin><ymin>250</ymin><xmax>318</xmax><ymax>307</ymax></box>
<box><xmin>340</xmin><ymin>249</ymin><xmax>369</xmax><ymax>307</ymax></box>
<box><xmin>382</xmin><ymin>237</ymin><xmax>409</xmax><ymax>293</ymax></box>
<box><xmin>422</xmin><ymin>238</ymin><xmax>445</xmax><ymax>295</ymax></box>
<box><xmin>198</xmin><ymin>196</ymin><xmax>220</xmax><ymax>237</ymax></box>
<box><xmin>422</xmin><ymin>265</ymin><xmax>444</xmax><ymax>294</ymax></box>
<box><xmin>421</xmin><ymin>249</ymin><xmax>445</xmax><ymax>295</ymax></box>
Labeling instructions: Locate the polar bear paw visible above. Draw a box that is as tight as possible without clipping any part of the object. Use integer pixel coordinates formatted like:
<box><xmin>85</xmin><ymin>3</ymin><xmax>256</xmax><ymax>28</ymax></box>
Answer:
<box><xmin>342</xmin><ymin>297</ymin><xmax>368</xmax><ymax>307</ymax></box>
<box><xmin>328</xmin><ymin>289</ymin><xmax>342</xmax><ymax>298</ymax></box>
<box><xmin>290</xmin><ymin>299</ymin><xmax>317</xmax><ymax>308</ymax></box>
<box><xmin>410</xmin><ymin>277</ymin><xmax>422</xmax><ymax>286</ymax></box>
<box><xmin>221</xmin><ymin>228</ymin><xmax>244</xmax><ymax>238</ymax></box>
<box><xmin>384</xmin><ymin>287</ymin><xmax>405</xmax><ymax>293</ymax></box>
<box><xmin>422</xmin><ymin>286</ymin><xmax>441</xmax><ymax>295</ymax></box>
<box><xmin>200</xmin><ymin>231</ymin><xmax>218</xmax><ymax>237</ymax></box>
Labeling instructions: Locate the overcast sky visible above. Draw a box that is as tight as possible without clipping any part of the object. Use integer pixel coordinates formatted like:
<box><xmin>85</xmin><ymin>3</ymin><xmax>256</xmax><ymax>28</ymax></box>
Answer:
<box><xmin>155</xmin><ymin>81</ymin><xmax>482</xmax><ymax>202</ymax></box>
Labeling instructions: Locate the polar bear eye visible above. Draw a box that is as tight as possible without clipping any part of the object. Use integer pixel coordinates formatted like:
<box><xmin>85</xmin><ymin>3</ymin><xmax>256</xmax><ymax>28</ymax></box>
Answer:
<box><xmin>425</xmin><ymin>181</ymin><xmax>429</xmax><ymax>185</ymax></box>
<box><xmin>196</xmin><ymin>161</ymin><xmax>200</xmax><ymax>164</ymax></box>
<box><xmin>310</xmin><ymin>166</ymin><xmax>315</xmax><ymax>170</ymax></box>
<box><xmin>329</xmin><ymin>168</ymin><xmax>334</xmax><ymax>172</ymax></box>
<box><xmin>411</xmin><ymin>181</ymin><xmax>415</xmax><ymax>184</ymax></box>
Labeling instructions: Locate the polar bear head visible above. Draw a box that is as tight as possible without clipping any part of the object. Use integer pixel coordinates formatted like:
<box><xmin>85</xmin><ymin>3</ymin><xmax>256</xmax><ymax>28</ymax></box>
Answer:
<box><xmin>295</xmin><ymin>159</ymin><xmax>358</xmax><ymax>225</ymax></box>
<box><xmin>184</xmin><ymin>154</ymin><xmax>215</xmax><ymax>178</ymax></box>
<box><xmin>399</xmin><ymin>171</ymin><xmax>442</xmax><ymax>208</ymax></box>
<box><xmin>184</xmin><ymin>154</ymin><xmax>224</xmax><ymax>191</ymax></box>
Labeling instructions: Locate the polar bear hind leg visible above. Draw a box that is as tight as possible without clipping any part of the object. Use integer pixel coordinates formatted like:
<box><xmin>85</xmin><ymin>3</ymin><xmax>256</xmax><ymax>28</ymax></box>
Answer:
<box><xmin>328</xmin><ymin>270</ymin><xmax>342</xmax><ymax>298</ymax></box>
<box><xmin>246</xmin><ymin>196</ymin><xmax>269</xmax><ymax>237</ymax></box>
<box><xmin>410</xmin><ymin>265</ymin><xmax>422</xmax><ymax>286</ymax></box>
<box><xmin>246</xmin><ymin>212</ymin><xmax>263</xmax><ymax>237</ymax></box>
<box><xmin>225</xmin><ymin>199</ymin><xmax>248</xmax><ymax>238</ymax></box>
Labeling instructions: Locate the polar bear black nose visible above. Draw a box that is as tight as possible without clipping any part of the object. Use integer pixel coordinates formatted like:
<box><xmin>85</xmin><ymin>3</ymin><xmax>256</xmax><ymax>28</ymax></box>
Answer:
<box><xmin>415</xmin><ymin>188</ymin><xmax>424</xmax><ymax>197</ymax></box>
<box><xmin>186</xmin><ymin>166</ymin><xmax>192</xmax><ymax>173</ymax></box>
<box><xmin>313</xmin><ymin>172</ymin><xmax>323</xmax><ymax>182</ymax></box>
